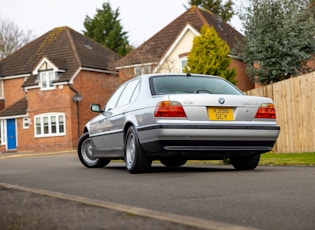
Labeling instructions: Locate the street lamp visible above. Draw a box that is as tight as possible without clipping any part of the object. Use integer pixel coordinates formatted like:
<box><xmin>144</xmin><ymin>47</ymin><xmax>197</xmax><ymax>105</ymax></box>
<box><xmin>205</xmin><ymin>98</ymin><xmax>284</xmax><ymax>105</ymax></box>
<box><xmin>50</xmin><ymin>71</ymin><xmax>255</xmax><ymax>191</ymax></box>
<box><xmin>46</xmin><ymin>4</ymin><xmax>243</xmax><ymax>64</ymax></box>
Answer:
<box><xmin>72</xmin><ymin>93</ymin><xmax>82</xmax><ymax>138</ymax></box>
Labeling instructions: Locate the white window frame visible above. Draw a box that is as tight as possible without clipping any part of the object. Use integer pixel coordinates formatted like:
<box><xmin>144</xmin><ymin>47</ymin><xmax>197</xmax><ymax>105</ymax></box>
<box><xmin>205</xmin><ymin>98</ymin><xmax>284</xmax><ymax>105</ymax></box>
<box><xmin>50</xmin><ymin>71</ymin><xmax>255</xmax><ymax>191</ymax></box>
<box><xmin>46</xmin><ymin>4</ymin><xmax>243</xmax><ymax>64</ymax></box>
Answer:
<box><xmin>34</xmin><ymin>113</ymin><xmax>66</xmax><ymax>137</ymax></box>
<box><xmin>40</xmin><ymin>71</ymin><xmax>56</xmax><ymax>90</ymax></box>
<box><xmin>179</xmin><ymin>57</ymin><xmax>188</xmax><ymax>73</ymax></box>
<box><xmin>23</xmin><ymin>117</ymin><xmax>30</xmax><ymax>129</ymax></box>
<box><xmin>0</xmin><ymin>120</ymin><xmax>6</xmax><ymax>145</ymax></box>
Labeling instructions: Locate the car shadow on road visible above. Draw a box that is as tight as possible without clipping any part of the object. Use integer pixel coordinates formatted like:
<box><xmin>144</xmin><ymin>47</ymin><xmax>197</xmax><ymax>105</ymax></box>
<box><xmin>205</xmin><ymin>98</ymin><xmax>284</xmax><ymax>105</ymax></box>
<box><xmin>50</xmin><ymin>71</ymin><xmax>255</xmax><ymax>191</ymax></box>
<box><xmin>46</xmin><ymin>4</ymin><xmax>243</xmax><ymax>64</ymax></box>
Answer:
<box><xmin>150</xmin><ymin>165</ymin><xmax>236</xmax><ymax>174</ymax></box>
<box><xmin>103</xmin><ymin>162</ymin><xmax>239</xmax><ymax>174</ymax></box>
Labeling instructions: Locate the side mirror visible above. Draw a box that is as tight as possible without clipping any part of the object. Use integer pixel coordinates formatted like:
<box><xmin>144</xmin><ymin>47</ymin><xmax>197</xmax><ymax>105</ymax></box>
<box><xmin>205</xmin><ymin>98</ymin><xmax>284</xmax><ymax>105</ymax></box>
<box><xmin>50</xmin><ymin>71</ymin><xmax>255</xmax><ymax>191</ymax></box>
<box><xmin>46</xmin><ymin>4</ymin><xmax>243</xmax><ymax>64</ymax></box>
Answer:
<box><xmin>90</xmin><ymin>104</ymin><xmax>102</xmax><ymax>113</ymax></box>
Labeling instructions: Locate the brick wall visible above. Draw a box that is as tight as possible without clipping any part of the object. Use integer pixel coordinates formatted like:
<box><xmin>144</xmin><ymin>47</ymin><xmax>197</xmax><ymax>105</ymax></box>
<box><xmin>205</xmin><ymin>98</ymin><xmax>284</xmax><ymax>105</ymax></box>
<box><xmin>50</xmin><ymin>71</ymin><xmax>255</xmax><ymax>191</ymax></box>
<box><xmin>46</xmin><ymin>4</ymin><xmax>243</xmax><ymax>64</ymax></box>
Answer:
<box><xmin>70</xmin><ymin>71</ymin><xmax>122</xmax><ymax>145</ymax></box>
<box><xmin>17</xmin><ymin>85</ymin><xmax>73</xmax><ymax>152</ymax></box>
<box><xmin>3</xmin><ymin>78</ymin><xmax>26</xmax><ymax>107</ymax></box>
<box><xmin>230</xmin><ymin>59</ymin><xmax>254</xmax><ymax>91</ymax></box>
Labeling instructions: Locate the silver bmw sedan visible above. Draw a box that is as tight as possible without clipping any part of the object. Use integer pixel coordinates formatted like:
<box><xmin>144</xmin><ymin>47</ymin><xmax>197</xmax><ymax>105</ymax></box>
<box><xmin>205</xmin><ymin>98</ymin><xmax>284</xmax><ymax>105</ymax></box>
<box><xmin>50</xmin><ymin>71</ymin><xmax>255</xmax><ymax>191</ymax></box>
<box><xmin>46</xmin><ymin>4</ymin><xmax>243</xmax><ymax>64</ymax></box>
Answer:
<box><xmin>78</xmin><ymin>73</ymin><xmax>280</xmax><ymax>173</ymax></box>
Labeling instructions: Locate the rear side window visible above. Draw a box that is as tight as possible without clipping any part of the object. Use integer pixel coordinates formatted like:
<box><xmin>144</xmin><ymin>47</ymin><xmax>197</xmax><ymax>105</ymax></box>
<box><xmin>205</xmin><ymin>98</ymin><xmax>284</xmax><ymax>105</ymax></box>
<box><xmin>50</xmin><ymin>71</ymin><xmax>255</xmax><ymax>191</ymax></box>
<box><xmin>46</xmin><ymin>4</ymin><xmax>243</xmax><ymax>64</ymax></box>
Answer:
<box><xmin>130</xmin><ymin>81</ymin><xmax>140</xmax><ymax>103</ymax></box>
<box><xmin>116</xmin><ymin>79</ymin><xmax>140</xmax><ymax>107</ymax></box>
<box><xmin>104</xmin><ymin>84</ymin><xmax>126</xmax><ymax>111</ymax></box>
<box><xmin>150</xmin><ymin>75</ymin><xmax>243</xmax><ymax>95</ymax></box>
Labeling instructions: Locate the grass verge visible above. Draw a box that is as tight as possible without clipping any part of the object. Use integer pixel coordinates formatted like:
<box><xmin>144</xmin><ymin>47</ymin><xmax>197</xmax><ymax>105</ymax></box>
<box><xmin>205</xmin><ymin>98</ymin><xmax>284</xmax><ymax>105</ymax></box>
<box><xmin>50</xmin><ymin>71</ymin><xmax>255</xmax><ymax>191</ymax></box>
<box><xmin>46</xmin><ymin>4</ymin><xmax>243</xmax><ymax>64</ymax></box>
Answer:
<box><xmin>189</xmin><ymin>152</ymin><xmax>315</xmax><ymax>166</ymax></box>
<box><xmin>259</xmin><ymin>152</ymin><xmax>315</xmax><ymax>166</ymax></box>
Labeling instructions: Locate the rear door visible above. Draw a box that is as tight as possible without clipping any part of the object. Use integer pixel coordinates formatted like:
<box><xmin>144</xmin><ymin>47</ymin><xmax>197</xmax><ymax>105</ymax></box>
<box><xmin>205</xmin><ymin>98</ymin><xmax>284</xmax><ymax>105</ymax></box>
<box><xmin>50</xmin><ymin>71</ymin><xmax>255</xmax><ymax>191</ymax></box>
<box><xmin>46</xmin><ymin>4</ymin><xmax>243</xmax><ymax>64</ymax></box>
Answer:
<box><xmin>104</xmin><ymin>79</ymin><xmax>140</xmax><ymax>149</ymax></box>
<box><xmin>90</xmin><ymin>85</ymin><xmax>126</xmax><ymax>150</ymax></box>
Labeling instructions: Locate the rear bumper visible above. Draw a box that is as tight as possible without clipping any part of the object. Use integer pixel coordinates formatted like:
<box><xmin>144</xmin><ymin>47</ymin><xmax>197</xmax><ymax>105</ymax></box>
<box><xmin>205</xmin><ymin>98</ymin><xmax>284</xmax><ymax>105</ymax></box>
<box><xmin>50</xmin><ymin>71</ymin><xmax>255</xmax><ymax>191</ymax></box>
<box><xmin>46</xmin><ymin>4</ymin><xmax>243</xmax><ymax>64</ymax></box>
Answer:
<box><xmin>137</xmin><ymin>124</ymin><xmax>280</xmax><ymax>158</ymax></box>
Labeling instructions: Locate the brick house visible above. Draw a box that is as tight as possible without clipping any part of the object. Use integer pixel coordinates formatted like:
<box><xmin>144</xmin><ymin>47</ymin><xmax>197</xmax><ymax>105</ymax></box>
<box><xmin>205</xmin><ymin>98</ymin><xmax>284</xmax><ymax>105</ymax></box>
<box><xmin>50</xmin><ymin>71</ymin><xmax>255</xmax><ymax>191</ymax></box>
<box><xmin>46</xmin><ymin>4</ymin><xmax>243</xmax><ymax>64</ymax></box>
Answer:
<box><xmin>0</xmin><ymin>27</ymin><xmax>121</xmax><ymax>153</ymax></box>
<box><xmin>116</xmin><ymin>6</ymin><xmax>254</xmax><ymax>91</ymax></box>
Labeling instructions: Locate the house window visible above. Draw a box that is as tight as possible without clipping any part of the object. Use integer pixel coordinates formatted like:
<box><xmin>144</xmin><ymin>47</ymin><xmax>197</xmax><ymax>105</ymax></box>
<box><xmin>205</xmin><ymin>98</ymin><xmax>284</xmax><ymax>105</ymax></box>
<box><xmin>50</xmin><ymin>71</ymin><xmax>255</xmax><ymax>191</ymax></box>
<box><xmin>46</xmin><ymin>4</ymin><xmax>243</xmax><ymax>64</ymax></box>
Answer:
<box><xmin>134</xmin><ymin>66</ymin><xmax>151</xmax><ymax>76</ymax></box>
<box><xmin>180</xmin><ymin>57</ymin><xmax>188</xmax><ymax>73</ymax></box>
<box><xmin>40</xmin><ymin>71</ymin><xmax>56</xmax><ymax>90</ymax></box>
<box><xmin>34</xmin><ymin>113</ymin><xmax>65</xmax><ymax>137</ymax></box>
<box><xmin>0</xmin><ymin>120</ymin><xmax>6</xmax><ymax>145</ymax></box>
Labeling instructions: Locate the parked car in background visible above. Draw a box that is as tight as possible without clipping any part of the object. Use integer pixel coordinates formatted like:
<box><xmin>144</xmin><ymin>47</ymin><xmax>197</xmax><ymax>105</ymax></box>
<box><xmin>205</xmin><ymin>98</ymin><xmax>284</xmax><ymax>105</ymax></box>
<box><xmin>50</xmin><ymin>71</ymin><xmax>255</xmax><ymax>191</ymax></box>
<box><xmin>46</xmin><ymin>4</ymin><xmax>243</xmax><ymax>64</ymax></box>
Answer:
<box><xmin>78</xmin><ymin>73</ymin><xmax>280</xmax><ymax>173</ymax></box>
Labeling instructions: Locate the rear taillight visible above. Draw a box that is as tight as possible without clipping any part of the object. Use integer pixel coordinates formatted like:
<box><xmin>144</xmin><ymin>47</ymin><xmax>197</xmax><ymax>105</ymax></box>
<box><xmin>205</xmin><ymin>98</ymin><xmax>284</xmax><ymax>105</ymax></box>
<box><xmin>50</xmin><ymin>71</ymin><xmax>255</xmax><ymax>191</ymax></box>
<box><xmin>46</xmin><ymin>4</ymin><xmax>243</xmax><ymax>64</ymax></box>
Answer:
<box><xmin>154</xmin><ymin>101</ymin><xmax>186</xmax><ymax>117</ymax></box>
<box><xmin>255</xmin><ymin>103</ymin><xmax>276</xmax><ymax>119</ymax></box>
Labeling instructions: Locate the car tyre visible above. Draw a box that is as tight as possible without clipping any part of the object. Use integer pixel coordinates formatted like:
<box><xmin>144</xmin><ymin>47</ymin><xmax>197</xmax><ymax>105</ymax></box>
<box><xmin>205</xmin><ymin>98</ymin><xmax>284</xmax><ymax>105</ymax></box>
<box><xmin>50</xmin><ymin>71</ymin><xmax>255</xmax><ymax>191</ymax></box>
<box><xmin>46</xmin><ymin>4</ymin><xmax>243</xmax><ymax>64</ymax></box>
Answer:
<box><xmin>160</xmin><ymin>159</ymin><xmax>187</xmax><ymax>167</ymax></box>
<box><xmin>230</xmin><ymin>154</ymin><xmax>260</xmax><ymax>170</ymax></box>
<box><xmin>124</xmin><ymin>126</ymin><xmax>151</xmax><ymax>174</ymax></box>
<box><xmin>78</xmin><ymin>132</ymin><xmax>111</xmax><ymax>168</ymax></box>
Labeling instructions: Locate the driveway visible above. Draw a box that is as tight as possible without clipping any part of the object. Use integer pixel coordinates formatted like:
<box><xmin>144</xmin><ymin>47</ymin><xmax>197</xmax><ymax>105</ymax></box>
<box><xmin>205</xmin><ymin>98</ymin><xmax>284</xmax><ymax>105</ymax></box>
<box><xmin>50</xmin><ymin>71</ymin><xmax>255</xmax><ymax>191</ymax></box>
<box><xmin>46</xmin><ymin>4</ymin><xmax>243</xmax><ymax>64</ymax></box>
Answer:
<box><xmin>0</xmin><ymin>151</ymin><xmax>314</xmax><ymax>230</ymax></box>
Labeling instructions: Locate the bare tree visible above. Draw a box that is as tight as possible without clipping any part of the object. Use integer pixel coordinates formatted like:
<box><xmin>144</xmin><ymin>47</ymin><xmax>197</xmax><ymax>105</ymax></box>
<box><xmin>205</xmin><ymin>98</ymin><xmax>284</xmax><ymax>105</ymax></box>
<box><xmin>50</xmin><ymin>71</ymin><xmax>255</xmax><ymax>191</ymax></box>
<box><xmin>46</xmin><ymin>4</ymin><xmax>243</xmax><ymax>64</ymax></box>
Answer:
<box><xmin>0</xmin><ymin>17</ymin><xmax>34</xmax><ymax>60</ymax></box>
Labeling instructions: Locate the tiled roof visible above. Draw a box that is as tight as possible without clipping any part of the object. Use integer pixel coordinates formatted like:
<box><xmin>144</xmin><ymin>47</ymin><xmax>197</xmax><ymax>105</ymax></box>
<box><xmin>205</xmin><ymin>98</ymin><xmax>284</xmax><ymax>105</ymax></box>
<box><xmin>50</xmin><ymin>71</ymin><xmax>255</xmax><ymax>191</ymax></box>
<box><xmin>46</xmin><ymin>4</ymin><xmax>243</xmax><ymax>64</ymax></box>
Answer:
<box><xmin>116</xmin><ymin>6</ymin><xmax>243</xmax><ymax>67</ymax></box>
<box><xmin>0</xmin><ymin>27</ymin><xmax>121</xmax><ymax>86</ymax></box>
<box><xmin>0</xmin><ymin>97</ymin><xmax>27</xmax><ymax>117</ymax></box>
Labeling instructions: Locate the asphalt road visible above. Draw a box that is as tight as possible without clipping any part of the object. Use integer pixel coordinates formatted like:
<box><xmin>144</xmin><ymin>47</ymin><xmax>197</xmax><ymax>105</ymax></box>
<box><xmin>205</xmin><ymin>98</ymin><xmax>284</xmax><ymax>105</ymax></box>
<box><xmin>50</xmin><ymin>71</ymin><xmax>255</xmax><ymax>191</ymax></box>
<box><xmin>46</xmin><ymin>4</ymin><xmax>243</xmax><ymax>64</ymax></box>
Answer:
<box><xmin>0</xmin><ymin>152</ymin><xmax>314</xmax><ymax>230</ymax></box>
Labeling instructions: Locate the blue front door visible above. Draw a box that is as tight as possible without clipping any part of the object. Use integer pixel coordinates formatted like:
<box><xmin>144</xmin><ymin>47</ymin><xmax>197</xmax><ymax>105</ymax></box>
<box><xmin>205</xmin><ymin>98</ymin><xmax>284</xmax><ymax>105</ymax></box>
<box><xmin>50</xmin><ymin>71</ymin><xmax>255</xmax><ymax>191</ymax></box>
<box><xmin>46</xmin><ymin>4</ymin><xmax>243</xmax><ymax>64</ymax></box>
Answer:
<box><xmin>7</xmin><ymin>119</ymin><xmax>17</xmax><ymax>150</ymax></box>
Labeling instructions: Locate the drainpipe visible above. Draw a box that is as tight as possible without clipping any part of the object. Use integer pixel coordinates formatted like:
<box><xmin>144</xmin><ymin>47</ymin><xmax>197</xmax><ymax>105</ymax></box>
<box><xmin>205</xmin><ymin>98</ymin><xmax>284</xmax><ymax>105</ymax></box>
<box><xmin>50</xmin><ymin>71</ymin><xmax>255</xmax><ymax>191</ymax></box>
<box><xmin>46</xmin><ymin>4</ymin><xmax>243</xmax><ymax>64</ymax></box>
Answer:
<box><xmin>70</xmin><ymin>86</ymin><xmax>82</xmax><ymax>139</ymax></box>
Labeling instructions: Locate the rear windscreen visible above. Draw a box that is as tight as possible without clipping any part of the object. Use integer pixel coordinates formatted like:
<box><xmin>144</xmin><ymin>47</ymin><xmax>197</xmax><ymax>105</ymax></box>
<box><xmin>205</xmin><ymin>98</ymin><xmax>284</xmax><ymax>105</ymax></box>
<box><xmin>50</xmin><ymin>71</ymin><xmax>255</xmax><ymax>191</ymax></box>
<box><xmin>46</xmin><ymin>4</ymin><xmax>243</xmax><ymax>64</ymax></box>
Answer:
<box><xmin>150</xmin><ymin>75</ymin><xmax>243</xmax><ymax>95</ymax></box>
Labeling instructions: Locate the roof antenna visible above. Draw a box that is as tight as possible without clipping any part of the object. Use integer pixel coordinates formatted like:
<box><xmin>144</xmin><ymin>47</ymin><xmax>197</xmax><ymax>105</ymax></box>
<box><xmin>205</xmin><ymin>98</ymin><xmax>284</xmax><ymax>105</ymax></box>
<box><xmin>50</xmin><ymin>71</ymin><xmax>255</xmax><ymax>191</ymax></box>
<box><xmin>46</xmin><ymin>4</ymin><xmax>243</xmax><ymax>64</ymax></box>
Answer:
<box><xmin>186</xmin><ymin>72</ymin><xmax>191</xmax><ymax>77</ymax></box>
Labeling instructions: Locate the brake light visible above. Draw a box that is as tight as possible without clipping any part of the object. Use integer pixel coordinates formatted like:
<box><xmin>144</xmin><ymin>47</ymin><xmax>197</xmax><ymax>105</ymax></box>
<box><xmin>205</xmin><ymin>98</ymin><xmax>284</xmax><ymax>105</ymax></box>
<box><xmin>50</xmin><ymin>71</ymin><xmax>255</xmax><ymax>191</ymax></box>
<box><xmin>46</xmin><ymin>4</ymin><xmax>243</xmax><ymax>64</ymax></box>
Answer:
<box><xmin>154</xmin><ymin>101</ymin><xmax>186</xmax><ymax>117</ymax></box>
<box><xmin>255</xmin><ymin>103</ymin><xmax>276</xmax><ymax>119</ymax></box>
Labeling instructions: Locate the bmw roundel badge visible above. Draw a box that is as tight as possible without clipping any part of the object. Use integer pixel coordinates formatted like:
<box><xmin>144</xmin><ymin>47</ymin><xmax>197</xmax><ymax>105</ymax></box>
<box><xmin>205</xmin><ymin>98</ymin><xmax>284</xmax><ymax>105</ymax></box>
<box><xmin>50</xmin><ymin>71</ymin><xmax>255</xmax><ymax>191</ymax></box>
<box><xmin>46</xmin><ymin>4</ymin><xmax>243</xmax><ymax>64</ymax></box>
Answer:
<box><xmin>218</xmin><ymin>98</ymin><xmax>225</xmax><ymax>104</ymax></box>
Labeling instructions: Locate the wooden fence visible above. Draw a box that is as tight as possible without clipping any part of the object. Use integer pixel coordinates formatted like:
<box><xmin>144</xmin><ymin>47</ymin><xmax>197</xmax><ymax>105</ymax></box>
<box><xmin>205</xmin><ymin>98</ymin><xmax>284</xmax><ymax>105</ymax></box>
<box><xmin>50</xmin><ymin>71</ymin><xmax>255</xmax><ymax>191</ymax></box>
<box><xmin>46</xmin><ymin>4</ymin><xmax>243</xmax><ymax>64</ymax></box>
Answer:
<box><xmin>246</xmin><ymin>72</ymin><xmax>315</xmax><ymax>153</ymax></box>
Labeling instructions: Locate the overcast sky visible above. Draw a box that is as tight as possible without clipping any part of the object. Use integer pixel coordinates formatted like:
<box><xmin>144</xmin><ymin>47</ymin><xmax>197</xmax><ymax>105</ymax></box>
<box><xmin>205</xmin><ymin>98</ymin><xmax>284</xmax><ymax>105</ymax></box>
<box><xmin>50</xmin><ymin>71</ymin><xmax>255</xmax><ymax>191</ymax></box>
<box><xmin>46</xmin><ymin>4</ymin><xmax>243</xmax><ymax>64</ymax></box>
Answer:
<box><xmin>1</xmin><ymin>0</ymin><xmax>243</xmax><ymax>46</ymax></box>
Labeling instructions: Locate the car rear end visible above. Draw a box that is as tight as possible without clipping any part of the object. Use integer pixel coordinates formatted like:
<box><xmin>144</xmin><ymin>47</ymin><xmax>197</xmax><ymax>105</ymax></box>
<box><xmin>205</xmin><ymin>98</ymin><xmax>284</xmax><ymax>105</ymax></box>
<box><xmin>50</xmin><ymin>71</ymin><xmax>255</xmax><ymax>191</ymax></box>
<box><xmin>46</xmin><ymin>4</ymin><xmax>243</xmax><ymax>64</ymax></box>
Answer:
<box><xmin>138</xmin><ymin>74</ymin><xmax>280</xmax><ymax>159</ymax></box>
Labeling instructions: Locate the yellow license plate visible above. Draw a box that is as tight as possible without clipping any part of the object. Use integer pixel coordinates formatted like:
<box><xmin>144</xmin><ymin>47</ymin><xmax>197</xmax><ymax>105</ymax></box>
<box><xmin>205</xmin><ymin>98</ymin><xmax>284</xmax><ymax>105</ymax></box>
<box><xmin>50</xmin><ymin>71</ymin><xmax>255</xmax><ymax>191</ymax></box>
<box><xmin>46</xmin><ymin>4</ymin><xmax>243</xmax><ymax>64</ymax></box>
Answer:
<box><xmin>208</xmin><ymin>107</ymin><xmax>234</xmax><ymax>121</ymax></box>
